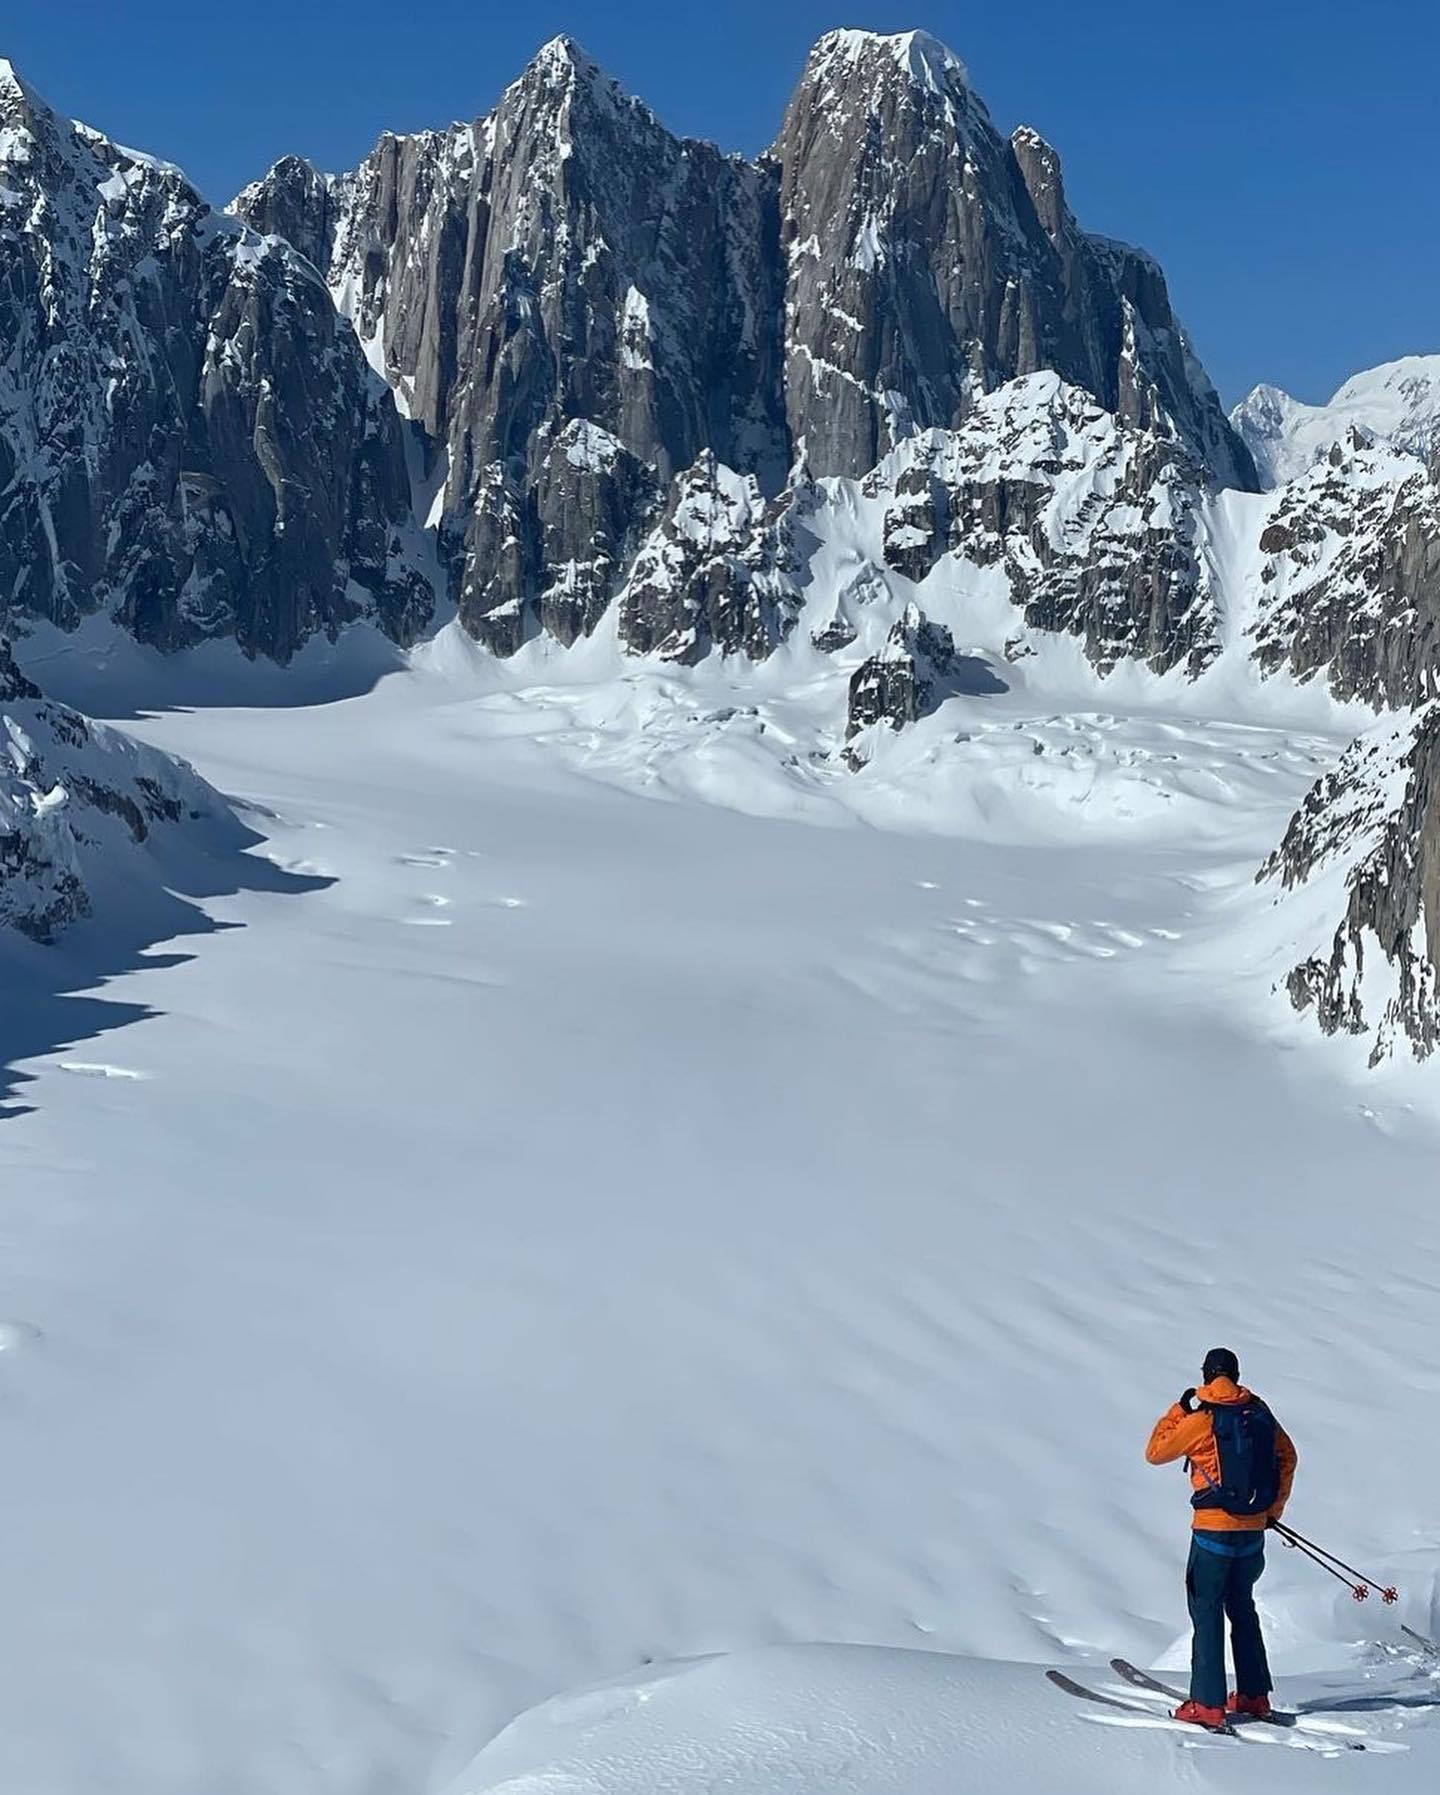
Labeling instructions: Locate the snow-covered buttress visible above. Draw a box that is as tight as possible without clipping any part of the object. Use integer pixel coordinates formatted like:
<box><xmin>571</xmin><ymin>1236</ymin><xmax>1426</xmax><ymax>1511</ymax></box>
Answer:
<box><xmin>0</xmin><ymin>635</ymin><xmax>225</xmax><ymax>941</ymax></box>
<box><xmin>1261</xmin><ymin>703</ymin><xmax>1440</xmax><ymax>1062</ymax></box>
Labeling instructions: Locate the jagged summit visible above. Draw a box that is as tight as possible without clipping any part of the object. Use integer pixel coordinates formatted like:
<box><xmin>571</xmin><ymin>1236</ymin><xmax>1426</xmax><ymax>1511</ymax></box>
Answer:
<box><xmin>14</xmin><ymin>25</ymin><xmax>1255</xmax><ymax>675</ymax></box>
<box><xmin>807</xmin><ymin>27</ymin><xmax>971</xmax><ymax>92</ymax></box>
<box><xmin>0</xmin><ymin>56</ymin><xmax>50</xmax><ymax>134</ymax></box>
<box><xmin>500</xmin><ymin>31</ymin><xmax>647</xmax><ymax>123</ymax></box>
<box><xmin>527</xmin><ymin>34</ymin><xmax>601</xmax><ymax>81</ymax></box>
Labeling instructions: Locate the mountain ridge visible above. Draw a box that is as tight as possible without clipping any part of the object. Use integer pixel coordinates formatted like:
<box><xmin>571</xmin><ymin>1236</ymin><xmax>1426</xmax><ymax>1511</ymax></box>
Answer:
<box><xmin>3</xmin><ymin>31</ymin><xmax>1439</xmax><ymax>1062</ymax></box>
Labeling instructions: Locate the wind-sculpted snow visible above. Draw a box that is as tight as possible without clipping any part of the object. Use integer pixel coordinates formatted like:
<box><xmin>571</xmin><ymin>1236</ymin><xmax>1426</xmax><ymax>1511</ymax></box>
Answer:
<box><xmin>8</xmin><ymin>607</ymin><xmax>1440</xmax><ymax>1792</ymax></box>
<box><xmin>0</xmin><ymin>60</ymin><xmax>434</xmax><ymax>663</ymax></box>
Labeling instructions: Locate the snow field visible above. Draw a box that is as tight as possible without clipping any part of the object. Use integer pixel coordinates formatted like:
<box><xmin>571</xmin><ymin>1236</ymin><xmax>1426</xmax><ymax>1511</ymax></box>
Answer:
<box><xmin>1</xmin><ymin>586</ymin><xmax>1437</xmax><ymax>1794</ymax></box>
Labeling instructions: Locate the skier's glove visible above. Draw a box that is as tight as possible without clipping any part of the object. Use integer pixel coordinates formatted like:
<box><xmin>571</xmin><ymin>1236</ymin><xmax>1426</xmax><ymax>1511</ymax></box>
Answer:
<box><xmin>1179</xmin><ymin>1388</ymin><xmax>1198</xmax><ymax>1413</ymax></box>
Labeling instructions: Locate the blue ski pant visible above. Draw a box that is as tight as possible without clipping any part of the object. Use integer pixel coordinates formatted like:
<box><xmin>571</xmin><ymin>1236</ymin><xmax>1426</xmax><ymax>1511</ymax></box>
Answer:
<box><xmin>1187</xmin><ymin>1531</ymin><xmax>1271</xmax><ymax>1709</ymax></box>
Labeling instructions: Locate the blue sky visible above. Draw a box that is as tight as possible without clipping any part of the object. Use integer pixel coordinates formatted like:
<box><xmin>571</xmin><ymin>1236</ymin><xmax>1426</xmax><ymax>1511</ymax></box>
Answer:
<box><xmin>6</xmin><ymin>0</ymin><xmax>1435</xmax><ymax>406</ymax></box>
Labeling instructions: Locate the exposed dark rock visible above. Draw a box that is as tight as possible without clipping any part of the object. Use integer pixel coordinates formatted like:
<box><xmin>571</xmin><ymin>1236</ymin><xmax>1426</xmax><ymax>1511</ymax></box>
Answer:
<box><xmin>844</xmin><ymin>601</ymin><xmax>958</xmax><ymax>764</ymax></box>
<box><xmin>0</xmin><ymin>638</ymin><xmax>224</xmax><ymax>941</ymax></box>
<box><xmin>617</xmin><ymin>454</ymin><xmax>801</xmax><ymax>663</ymax></box>
<box><xmin>532</xmin><ymin>423</ymin><xmax>660</xmax><ymax>647</ymax></box>
<box><xmin>1250</xmin><ymin>435</ymin><xmax>1440</xmax><ymax>708</ymax></box>
<box><xmin>869</xmin><ymin>376</ymin><xmax>1215</xmax><ymax>676</ymax></box>
<box><xmin>1260</xmin><ymin>706</ymin><xmax>1440</xmax><ymax>1062</ymax></box>
<box><xmin>0</xmin><ymin>62</ymin><xmax>433</xmax><ymax>663</ymax></box>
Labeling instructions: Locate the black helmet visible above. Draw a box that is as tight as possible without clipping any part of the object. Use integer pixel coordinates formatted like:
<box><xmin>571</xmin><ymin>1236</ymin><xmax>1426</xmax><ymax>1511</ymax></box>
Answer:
<box><xmin>1202</xmin><ymin>1346</ymin><xmax>1240</xmax><ymax>1383</ymax></box>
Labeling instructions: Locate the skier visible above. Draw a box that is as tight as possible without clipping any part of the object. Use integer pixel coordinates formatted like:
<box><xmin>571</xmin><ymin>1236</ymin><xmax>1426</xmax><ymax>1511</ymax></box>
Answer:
<box><xmin>1145</xmin><ymin>1347</ymin><xmax>1297</xmax><ymax>1729</ymax></box>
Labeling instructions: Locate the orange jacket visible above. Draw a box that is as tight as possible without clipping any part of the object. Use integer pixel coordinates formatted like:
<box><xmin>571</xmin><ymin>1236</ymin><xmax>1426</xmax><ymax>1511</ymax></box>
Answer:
<box><xmin>1145</xmin><ymin>1377</ymin><xmax>1297</xmax><ymax>1532</ymax></box>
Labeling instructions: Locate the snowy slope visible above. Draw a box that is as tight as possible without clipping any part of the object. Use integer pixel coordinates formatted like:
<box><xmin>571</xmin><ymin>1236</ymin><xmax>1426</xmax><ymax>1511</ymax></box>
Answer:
<box><xmin>452</xmin><ymin>1645</ymin><xmax>1438</xmax><ymax>1795</ymax></box>
<box><xmin>4</xmin><ymin>28</ymin><xmax>1440</xmax><ymax>1795</ymax></box>
<box><xmin>1233</xmin><ymin>356</ymin><xmax>1440</xmax><ymax>487</ymax></box>
<box><xmin>1</xmin><ymin>611</ymin><xmax>1437</xmax><ymax>1795</ymax></box>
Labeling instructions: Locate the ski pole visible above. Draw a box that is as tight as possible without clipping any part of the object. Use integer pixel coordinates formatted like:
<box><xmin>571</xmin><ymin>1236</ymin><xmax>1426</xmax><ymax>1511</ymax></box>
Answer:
<box><xmin>1270</xmin><ymin>1522</ymin><xmax>1398</xmax><ymax>1604</ymax></box>
<box><xmin>1270</xmin><ymin>1521</ymin><xmax>1398</xmax><ymax>1605</ymax></box>
<box><xmin>1273</xmin><ymin>1527</ymin><xmax>1375</xmax><ymax>1602</ymax></box>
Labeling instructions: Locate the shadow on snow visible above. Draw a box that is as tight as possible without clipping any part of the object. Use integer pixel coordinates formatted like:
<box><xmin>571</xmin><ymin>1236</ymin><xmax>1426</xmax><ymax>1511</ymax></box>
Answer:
<box><xmin>0</xmin><ymin>807</ymin><xmax>332</xmax><ymax>1121</ymax></box>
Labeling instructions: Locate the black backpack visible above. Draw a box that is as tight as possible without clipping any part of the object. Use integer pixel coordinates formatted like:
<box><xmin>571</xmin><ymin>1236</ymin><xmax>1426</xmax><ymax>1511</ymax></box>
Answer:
<box><xmin>1192</xmin><ymin>1399</ymin><xmax>1280</xmax><ymax>1517</ymax></box>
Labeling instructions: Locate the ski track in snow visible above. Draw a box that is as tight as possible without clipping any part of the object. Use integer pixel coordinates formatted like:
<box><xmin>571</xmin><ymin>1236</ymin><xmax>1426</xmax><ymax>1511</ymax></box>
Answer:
<box><xmin>1</xmin><ymin>628</ymin><xmax>1439</xmax><ymax>1795</ymax></box>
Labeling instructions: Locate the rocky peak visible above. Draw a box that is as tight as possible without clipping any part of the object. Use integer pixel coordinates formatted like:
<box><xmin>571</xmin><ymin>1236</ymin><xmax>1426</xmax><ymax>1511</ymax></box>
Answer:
<box><xmin>493</xmin><ymin>33</ymin><xmax>670</xmax><ymax>172</ymax></box>
<box><xmin>844</xmin><ymin>600</ymin><xmax>960</xmax><ymax>765</ymax></box>
<box><xmin>230</xmin><ymin>153</ymin><xmax>336</xmax><ymax>271</ymax></box>
<box><xmin>800</xmin><ymin>29</ymin><xmax>972</xmax><ymax>105</ymax></box>
<box><xmin>0</xmin><ymin>54</ymin><xmax>43</xmax><ymax>130</ymax></box>
<box><xmin>512</xmin><ymin>34</ymin><xmax>608</xmax><ymax>99</ymax></box>
<box><xmin>772</xmin><ymin>28</ymin><xmax>1254</xmax><ymax>488</ymax></box>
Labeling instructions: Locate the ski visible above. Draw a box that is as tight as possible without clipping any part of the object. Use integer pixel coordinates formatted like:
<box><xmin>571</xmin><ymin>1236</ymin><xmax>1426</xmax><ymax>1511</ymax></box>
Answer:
<box><xmin>1110</xmin><ymin>1660</ymin><xmax>1367</xmax><ymax>1751</ymax></box>
<box><xmin>1401</xmin><ymin>1624</ymin><xmax>1440</xmax><ymax>1659</ymax></box>
<box><xmin>1110</xmin><ymin>1660</ymin><xmax>1295</xmax><ymax>1724</ymax></box>
<box><xmin>1046</xmin><ymin>1669</ymin><xmax>1235</xmax><ymax>1735</ymax></box>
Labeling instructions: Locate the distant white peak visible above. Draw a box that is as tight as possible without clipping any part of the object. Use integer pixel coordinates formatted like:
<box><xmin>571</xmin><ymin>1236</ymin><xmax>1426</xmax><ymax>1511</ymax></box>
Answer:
<box><xmin>811</xmin><ymin>28</ymin><xmax>970</xmax><ymax>94</ymax></box>
<box><xmin>1233</xmin><ymin>353</ymin><xmax>1440</xmax><ymax>487</ymax></box>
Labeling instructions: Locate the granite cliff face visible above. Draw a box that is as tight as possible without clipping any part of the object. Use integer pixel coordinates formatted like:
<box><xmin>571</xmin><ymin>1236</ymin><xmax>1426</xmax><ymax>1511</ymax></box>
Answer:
<box><xmin>0</xmin><ymin>60</ymin><xmax>433</xmax><ymax>663</ymax></box>
<box><xmin>772</xmin><ymin>34</ymin><xmax>1251</xmax><ymax>488</ymax></box>
<box><xmin>234</xmin><ymin>30</ymin><xmax>1252</xmax><ymax>657</ymax></box>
